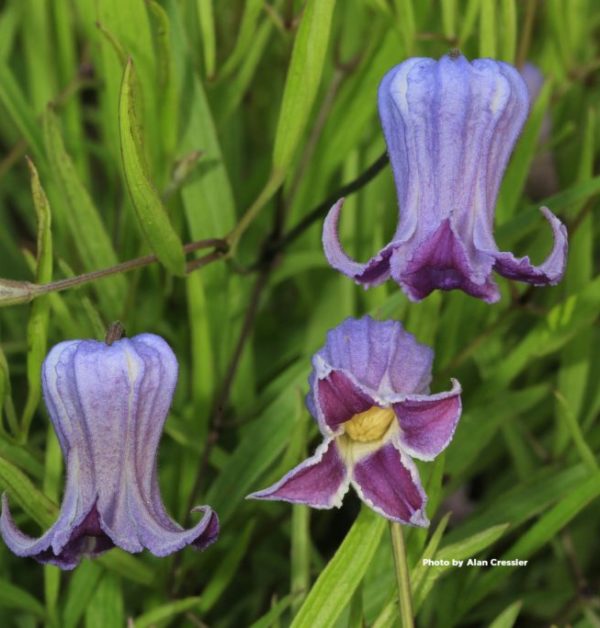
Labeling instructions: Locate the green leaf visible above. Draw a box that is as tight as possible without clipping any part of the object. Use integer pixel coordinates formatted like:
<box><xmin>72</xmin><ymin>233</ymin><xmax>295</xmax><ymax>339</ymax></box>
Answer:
<box><xmin>0</xmin><ymin>454</ymin><xmax>57</xmax><ymax>528</ymax></box>
<box><xmin>96</xmin><ymin>550</ymin><xmax>156</xmax><ymax>588</ymax></box>
<box><xmin>219</xmin><ymin>0</ymin><xmax>264</xmax><ymax>79</ymax></box>
<box><xmin>554</xmin><ymin>391</ymin><xmax>598</xmax><ymax>472</ymax></box>
<box><xmin>441</xmin><ymin>0</ymin><xmax>457</xmax><ymax>38</ymax></box>
<box><xmin>0</xmin><ymin>578</ymin><xmax>46</xmax><ymax>618</ymax></box>
<box><xmin>44</xmin><ymin>564</ymin><xmax>61</xmax><ymax>627</ymax></box>
<box><xmin>199</xmin><ymin>521</ymin><xmax>256</xmax><ymax>612</ymax></box>
<box><xmin>134</xmin><ymin>597</ymin><xmax>202</xmax><ymax>628</ymax></box>
<box><xmin>21</xmin><ymin>158</ymin><xmax>53</xmax><ymax>436</ymax></box>
<box><xmin>118</xmin><ymin>58</ymin><xmax>185</xmax><ymax>276</ymax></box>
<box><xmin>554</xmin><ymin>108</ymin><xmax>595</xmax><ymax>456</ymax></box>
<box><xmin>444</xmin><ymin>464</ymin><xmax>589</xmax><ymax>546</ymax></box>
<box><xmin>489</xmin><ymin>600</ymin><xmax>523</xmax><ymax>628</ymax></box>
<box><xmin>207</xmin><ymin>362</ymin><xmax>309</xmax><ymax>523</ymax></box>
<box><xmin>498</xmin><ymin>81</ymin><xmax>552</xmax><ymax>222</ymax></box>
<box><xmin>62</xmin><ymin>561</ymin><xmax>103</xmax><ymax>628</ymax></box>
<box><xmin>0</xmin><ymin>439</ymin><xmax>44</xmax><ymax>480</ymax></box>
<box><xmin>411</xmin><ymin>513</ymin><xmax>452</xmax><ymax>593</ymax></box>
<box><xmin>249</xmin><ymin>594</ymin><xmax>294</xmax><ymax>628</ymax></box>
<box><xmin>414</xmin><ymin>523</ymin><xmax>509</xmax><ymax>610</ymax></box>
<box><xmin>0</xmin><ymin>62</ymin><xmax>45</xmax><ymax>159</ymax></box>
<box><xmin>499</xmin><ymin>0</ymin><xmax>517</xmax><ymax>63</ymax></box>
<box><xmin>186</xmin><ymin>272</ymin><xmax>214</xmax><ymax>431</ymax></box>
<box><xmin>479</xmin><ymin>0</ymin><xmax>496</xmax><ymax>59</ymax></box>
<box><xmin>392</xmin><ymin>0</ymin><xmax>416</xmax><ymax>54</ymax></box>
<box><xmin>43</xmin><ymin>107</ymin><xmax>126</xmax><ymax>312</ymax></box>
<box><xmin>445</xmin><ymin>385</ymin><xmax>549</xmax><ymax>476</ymax></box>
<box><xmin>84</xmin><ymin>573</ymin><xmax>124</xmax><ymax>628</ymax></box>
<box><xmin>196</xmin><ymin>0</ymin><xmax>216</xmax><ymax>78</ymax></box>
<box><xmin>458</xmin><ymin>0</ymin><xmax>481</xmax><ymax>44</ymax></box>
<box><xmin>461</xmin><ymin>472</ymin><xmax>600</xmax><ymax>613</ymax></box>
<box><xmin>291</xmin><ymin>508</ymin><xmax>386</xmax><ymax>628</ymax></box>
<box><xmin>272</xmin><ymin>0</ymin><xmax>337</xmax><ymax>173</ymax></box>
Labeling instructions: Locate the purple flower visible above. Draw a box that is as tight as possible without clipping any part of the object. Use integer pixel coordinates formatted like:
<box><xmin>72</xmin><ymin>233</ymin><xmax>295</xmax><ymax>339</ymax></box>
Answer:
<box><xmin>323</xmin><ymin>53</ymin><xmax>568</xmax><ymax>303</ymax></box>
<box><xmin>248</xmin><ymin>317</ymin><xmax>461</xmax><ymax>526</ymax></box>
<box><xmin>1</xmin><ymin>334</ymin><xmax>218</xmax><ymax>569</ymax></box>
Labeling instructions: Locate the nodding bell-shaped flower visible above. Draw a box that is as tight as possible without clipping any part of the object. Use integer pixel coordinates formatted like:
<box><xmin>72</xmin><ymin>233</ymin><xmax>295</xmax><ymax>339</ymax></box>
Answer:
<box><xmin>323</xmin><ymin>53</ymin><xmax>568</xmax><ymax>303</ymax></box>
<box><xmin>248</xmin><ymin>317</ymin><xmax>462</xmax><ymax>526</ymax></box>
<box><xmin>0</xmin><ymin>332</ymin><xmax>219</xmax><ymax>569</ymax></box>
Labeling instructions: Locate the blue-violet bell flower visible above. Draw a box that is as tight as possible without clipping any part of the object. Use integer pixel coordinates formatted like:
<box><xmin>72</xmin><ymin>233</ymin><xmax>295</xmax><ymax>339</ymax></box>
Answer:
<box><xmin>323</xmin><ymin>53</ymin><xmax>568</xmax><ymax>303</ymax></box>
<box><xmin>248</xmin><ymin>317</ymin><xmax>461</xmax><ymax>526</ymax></box>
<box><xmin>0</xmin><ymin>333</ymin><xmax>219</xmax><ymax>569</ymax></box>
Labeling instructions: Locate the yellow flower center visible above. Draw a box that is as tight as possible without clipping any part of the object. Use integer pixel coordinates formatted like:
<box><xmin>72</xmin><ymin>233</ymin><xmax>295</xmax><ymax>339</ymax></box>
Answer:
<box><xmin>343</xmin><ymin>406</ymin><xmax>395</xmax><ymax>442</ymax></box>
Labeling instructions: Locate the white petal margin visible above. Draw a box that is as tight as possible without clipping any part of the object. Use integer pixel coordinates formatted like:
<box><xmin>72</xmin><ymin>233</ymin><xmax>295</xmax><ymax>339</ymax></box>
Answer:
<box><xmin>247</xmin><ymin>439</ymin><xmax>350</xmax><ymax>509</ymax></box>
<box><xmin>392</xmin><ymin>378</ymin><xmax>462</xmax><ymax>462</ymax></box>
<box><xmin>351</xmin><ymin>440</ymin><xmax>429</xmax><ymax>527</ymax></box>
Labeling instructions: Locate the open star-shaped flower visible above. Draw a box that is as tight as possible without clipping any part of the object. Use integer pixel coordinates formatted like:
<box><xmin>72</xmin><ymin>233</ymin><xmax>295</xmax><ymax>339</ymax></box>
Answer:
<box><xmin>0</xmin><ymin>333</ymin><xmax>219</xmax><ymax>569</ymax></box>
<box><xmin>248</xmin><ymin>317</ymin><xmax>461</xmax><ymax>526</ymax></box>
<box><xmin>323</xmin><ymin>53</ymin><xmax>568</xmax><ymax>302</ymax></box>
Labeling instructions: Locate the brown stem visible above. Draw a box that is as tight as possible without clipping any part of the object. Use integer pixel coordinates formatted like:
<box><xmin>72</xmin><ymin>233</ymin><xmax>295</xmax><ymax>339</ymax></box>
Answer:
<box><xmin>252</xmin><ymin>151</ymin><xmax>389</xmax><ymax>270</ymax></box>
<box><xmin>516</xmin><ymin>0</ymin><xmax>537</xmax><ymax>69</ymax></box>
<box><xmin>105</xmin><ymin>321</ymin><xmax>125</xmax><ymax>345</ymax></box>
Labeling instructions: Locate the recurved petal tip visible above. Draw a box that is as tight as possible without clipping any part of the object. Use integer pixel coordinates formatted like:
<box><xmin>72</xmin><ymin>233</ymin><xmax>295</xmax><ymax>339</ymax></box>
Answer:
<box><xmin>323</xmin><ymin>199</ymin><xmax>394</xmax><ymax>287</ymax></box>
<box><xmin>493</xmin><ymin>206</ymin><xmax>568</xmax><ymax>285</ymax></box>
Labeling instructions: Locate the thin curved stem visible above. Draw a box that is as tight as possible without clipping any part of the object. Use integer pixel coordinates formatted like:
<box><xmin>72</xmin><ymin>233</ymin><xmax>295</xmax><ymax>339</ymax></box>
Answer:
<box><xmin>251</xmin><ymin>151</ymin><xmax>389</xmax><ymax>270</ymax></box>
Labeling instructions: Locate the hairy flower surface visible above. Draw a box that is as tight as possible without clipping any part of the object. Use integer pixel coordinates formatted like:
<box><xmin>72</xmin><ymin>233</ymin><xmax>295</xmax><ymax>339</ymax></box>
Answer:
<box><xmin>323</xmin><ymin>53</ymin><xmax>568</xmax><ymax>302</ymax></box>
<box><xmin>0</xmin><ymin>334</ymin><xmax>218</xmax><ymax>569</ymax></box>
<box><xmin>248</xmin><ymin>317</ymin><xmax>461</xmax><ymax>526</ymax></box>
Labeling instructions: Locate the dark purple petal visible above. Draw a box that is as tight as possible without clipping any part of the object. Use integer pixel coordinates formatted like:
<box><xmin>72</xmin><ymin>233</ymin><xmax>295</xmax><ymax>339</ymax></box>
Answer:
<box><xmin>352</xmin><ymin>442</ymin><xmax>428</xmax><ymax>526</ymax></box>
<box><xmin>316</xmin><ymin>370</ymin><xmax>374</xmax><ymax>431</ymax></box>
<box><xmin>0</xmin><ymin>495</ymin><xmax>111</xmax><ymax>570</ymax></box>
<box><xmin>247</xmin><ymin>439</ymin><xmax>349</xmax><ymax>508</ymax></box>
<box><xmin>323</xmin><ymin>198</ymin><xmax>394</xmax><ymax>287</ymax></box>
<box><xmin>393</xmin><ymin>379</ymin><xmax>462</xmax><ymax>460</ymax></box>
<box><xmin>491</xmin><ymin>207</ymin><xmax>568</xmax><ymax>285</ymax></box>
<box><xmin>391</xmin><ymin>219</ymin><xmax>499</xmax><ymax>303</ymax></box>
<box><xmin>313</xmin><ymin>317</ymin><xmax>434</xmax><ymax>399</ymax></box>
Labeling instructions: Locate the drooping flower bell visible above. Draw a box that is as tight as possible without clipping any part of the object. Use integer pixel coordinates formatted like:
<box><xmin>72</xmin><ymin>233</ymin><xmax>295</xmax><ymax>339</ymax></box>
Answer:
<box><xmin>0</xmin><ymin>331</ymin><xmax>218</xmax><ymax>569</ymax></box>
<box><xmin>323</xmin><ymin>53</ymin><xmax>568</xmax><ymax>302</ymax></box>
<box><xmin>248</xmin><ymin>317</ymin><xmax>461</xmax><ymax>526</ymax></box>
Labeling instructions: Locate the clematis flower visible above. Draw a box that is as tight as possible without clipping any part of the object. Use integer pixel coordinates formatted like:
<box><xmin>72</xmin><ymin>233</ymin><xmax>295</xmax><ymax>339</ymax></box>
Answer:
<box><xmin>0</xmin><ymin>332</ymin><xmax>218</xmax><ymax>569</ymax></box>
<box><xmin>248</xmin><ymin>317</ymin><xmax>461</xmax><ymax>526</ymax></box>
<box><xmin>323</xmin><ymin>53</ymin><xmax>568</xmax><ymax>303</ymax></box>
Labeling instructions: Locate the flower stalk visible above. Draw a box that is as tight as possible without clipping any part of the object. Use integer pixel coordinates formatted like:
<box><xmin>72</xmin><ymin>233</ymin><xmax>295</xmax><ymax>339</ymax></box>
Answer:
<box><xmin>0</xmin><ymin>238</ymin><xmax>226</xmax><ymax>308</ymax></box>
<box><xmin>390</xmin><ymin>522</ymin><xmax>415</xmax><ymax>628</ymax></box>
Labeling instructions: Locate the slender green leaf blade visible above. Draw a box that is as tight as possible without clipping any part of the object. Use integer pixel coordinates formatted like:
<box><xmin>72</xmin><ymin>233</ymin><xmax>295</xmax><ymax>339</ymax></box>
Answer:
<box><xmin>291</xmin><ymin>508</ymin><xmax>386</xmax><ymax>628</ymax></box>
<box><xmin>273</xmin><ymin>0</ymin><xmax>337</xmax><ymax>173</ymax></box>
<box><xmin>118</xmin><ymin>59</ymin><xmax>185</xmax><ymax>275</ymax></box>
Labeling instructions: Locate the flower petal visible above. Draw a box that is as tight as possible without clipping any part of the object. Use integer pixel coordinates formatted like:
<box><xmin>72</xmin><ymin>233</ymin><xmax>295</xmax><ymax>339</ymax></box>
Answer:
<box><xmin>313</xmin><ymin>316</ymin><xmax>434</xmax><ymax>398</ymax></box>
<box><xmin>316</xmin><ymin>369</ymin><xmax>374</xmax><ymax>431</ymax></box>
<box><xmin>247</xmin><ymin>439</ymin><xmax>349</xmax><ymax>509</ymax></box>
<box><xmin>323</xmin><ymin>198</ymin><xmax>394</xmax><ymax>287</ymax></box>
<box><xmin>391</xmin><ymin>220</ymin><xmax>499</xmax><ymax>303</ymax></box>
<box><xmin>491</xmin><ymin>207</ymin><xmax>568</xmax><ymax>285</ymax></box>
<box><xmin>393</xmin><ymin>379</ymin><xmax>462</xmax><ymax>461</ymax></box>
<box><xmin>0</xmin><ymin>494</ymin><xmax>112</xmax><ymax>570</ymax></box>
<box><xmin>352</xmin><ymin>442</ymin><xmax>428</xmax><ymax>526</ymax></box>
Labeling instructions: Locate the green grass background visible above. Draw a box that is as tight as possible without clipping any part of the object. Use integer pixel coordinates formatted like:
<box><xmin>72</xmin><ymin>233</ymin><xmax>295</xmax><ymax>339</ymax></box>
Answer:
<box><xmin>0</xmin><ymin>0</ymin><xmax>598</xmax><ymax>626</ymax></box>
